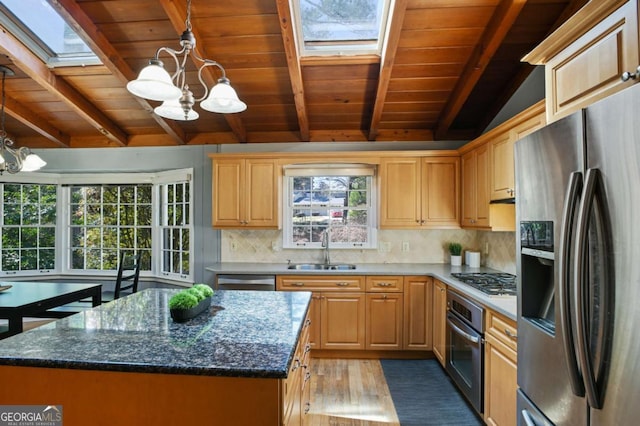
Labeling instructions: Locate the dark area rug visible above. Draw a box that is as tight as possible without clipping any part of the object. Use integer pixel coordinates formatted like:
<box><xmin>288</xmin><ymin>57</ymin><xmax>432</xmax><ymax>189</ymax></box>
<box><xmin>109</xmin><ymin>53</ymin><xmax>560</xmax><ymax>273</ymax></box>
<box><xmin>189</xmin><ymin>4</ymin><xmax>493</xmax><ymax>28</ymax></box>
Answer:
<box><xmin>380</xmin><ymin>359</ymin><xmax>483</xmax><ymax>426</ymax></box>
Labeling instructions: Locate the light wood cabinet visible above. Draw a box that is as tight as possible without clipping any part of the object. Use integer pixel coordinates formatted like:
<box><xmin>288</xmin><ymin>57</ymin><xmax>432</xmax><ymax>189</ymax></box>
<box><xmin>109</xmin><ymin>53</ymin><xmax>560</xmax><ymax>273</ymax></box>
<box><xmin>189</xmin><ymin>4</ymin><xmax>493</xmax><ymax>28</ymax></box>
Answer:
<box><xmin>461</xmin><ymin>144</ymin><xmax>490</xmax><ymax>228</ymax></box>
<box><xmin>523</xmin><ymin>0</ymin><xmax>639</xmax><ymax>123</ymax></box>
<box><xmin>490</xmin><ymin>110</ymin><xmax>546</xmax><ymax>202</ymax></box>
<box><xmin>365</xmin><ymin>276</ymin><xmax>404</xmax><ymax>350</ymax></box>
<box><xmin>432</xmin><ymin>279</ymin><xmax>447</xmax><ymax>366</ymax></box>
<box><xmin>212</xmin><ymin>158</ymin><xmax>279</xmax><ymax>228</ymax></box>
<box><xmin>403</xmin><ymin>276</ymin><xmax>433</xmax><ymax>350</ymax></box>
<box><xmin>283</xmin><ymin>311</ymin><xmax>311</xmax><ymax>426</ymax></box>
<box><xmin>380</xmin><ymin>156</ymin><xmax>460</xmax><ymax>229</ymax></box>
<box><xmin>277</xmin><ymin>276</ymin><xmax>366</xmax><ymax>350</ymax></box>
<box><xmin>484</xmin><ymin>309</ymin><xmax>518</xmax><ymax>426</ymax></box>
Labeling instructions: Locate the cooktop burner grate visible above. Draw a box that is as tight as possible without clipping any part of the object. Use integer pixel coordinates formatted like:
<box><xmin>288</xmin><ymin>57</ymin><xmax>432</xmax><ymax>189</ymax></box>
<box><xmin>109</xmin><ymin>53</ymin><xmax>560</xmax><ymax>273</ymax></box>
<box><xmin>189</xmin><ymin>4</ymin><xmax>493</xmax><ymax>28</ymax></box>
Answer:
<box><xmin>451</xmin><ymin>272</ymin><xmax>517</xmax><ymax>297</ymax></box>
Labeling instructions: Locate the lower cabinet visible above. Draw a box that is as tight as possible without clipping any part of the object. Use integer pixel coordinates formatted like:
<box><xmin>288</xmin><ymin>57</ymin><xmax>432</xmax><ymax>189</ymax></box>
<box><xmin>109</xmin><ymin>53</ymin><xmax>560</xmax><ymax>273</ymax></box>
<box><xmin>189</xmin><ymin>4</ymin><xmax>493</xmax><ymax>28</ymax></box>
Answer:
<box><xmin>277</xmin><ymin>274</ymin><xmax>433</xmax><ymax>354</ymax></box>
<box><xmin>283</xmin><ymin>311</ymin><xmax>311</xmax><ymax>426</ymax></box>
<box><xmin>403</xmin><ymin>276</ymin><xmax>433</xmax><ymax>350</ymax></box>
<box><xmin>432</xmin><ymin>279</ymin><xmax>447</xmax><ymax>366</ymax></box>
<box><xmin>321</xmin><ymin>292</ymin><xmax>366</xmax><ymax>350</ymax></box>
<box><xmin>484</xmin><ymin>309</ymin><xmax>518</xmax><ymax>426</ymax></box>
<box><xmin>366</xmin><ymin>276</ymin><xmax>404</xmax><ymax>350</ymax></box>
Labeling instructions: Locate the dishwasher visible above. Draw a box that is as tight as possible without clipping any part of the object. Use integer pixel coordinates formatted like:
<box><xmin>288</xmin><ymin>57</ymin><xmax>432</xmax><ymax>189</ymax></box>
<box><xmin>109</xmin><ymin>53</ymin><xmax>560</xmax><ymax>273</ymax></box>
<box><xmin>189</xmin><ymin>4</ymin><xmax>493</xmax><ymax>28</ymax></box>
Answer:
<box><xmin>215</xmin><ymin>274</ymin><xmax>276</xmax><ymax>291</ymax></box>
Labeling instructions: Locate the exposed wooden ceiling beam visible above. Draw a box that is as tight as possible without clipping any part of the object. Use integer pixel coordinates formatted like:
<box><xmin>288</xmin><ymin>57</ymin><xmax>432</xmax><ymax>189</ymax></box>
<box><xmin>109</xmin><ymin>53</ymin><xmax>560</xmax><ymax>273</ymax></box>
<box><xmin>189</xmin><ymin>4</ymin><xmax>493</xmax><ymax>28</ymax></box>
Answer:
<box><xmin>52</xmin><ymin>0</ymin><xmax>187</xmax><ymax>145</ymax></box>
<box><xmin>0</xmin><ymin>24</ymin><xmax>129</xmax><ymax>146</ymax></box>
<box><xmin>3</xmin><ymin>93</ymin><xmax>70</xmax><ymax>147</ymax></box>
<box><xmin>276</xmin><ymin>0</ymin><xmax>310</xmax><ymax>141</ymax></box>
<box><xmin>159</xmin><ymin>0</ymin><xmax>248</xmax><ymax>143</ymax></box>
<box><xmin>435</xmin><ymin>0</ymin><xmax>527</xmax><ymax>139</ymax></box>
<box><xmin>368</xmin><ymin>0</ymin><xmax>408</xmax><ymax>141</ymax></box>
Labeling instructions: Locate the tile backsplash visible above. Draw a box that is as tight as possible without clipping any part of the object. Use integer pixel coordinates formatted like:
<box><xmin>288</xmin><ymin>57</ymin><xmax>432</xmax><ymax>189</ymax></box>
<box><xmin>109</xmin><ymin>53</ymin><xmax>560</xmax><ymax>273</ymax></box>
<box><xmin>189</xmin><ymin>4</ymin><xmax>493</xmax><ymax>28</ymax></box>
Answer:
<box><xmin>221</xmin><ymin>229</ymin><xmax>516</xmax><ymax>273</ymax></box>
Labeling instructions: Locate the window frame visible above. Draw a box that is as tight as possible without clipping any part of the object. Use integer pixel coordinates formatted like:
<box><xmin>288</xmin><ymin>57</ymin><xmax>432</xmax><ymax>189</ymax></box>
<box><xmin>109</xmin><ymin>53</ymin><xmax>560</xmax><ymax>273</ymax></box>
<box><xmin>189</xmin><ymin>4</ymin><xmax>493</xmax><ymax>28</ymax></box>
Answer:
<box><xmin>291</xmin><ymin>0</ymin><xmax>393</xmax><ymax>57</ymax></box>
<box><xmin>282</xmin><ymin>165</ymin><xmax>377</xmax><ymax>249</ymax></box>
<box><xmin>0</xmin><ymin>169</ymin><xmax>193</xmax><ymax>283</ymax></box>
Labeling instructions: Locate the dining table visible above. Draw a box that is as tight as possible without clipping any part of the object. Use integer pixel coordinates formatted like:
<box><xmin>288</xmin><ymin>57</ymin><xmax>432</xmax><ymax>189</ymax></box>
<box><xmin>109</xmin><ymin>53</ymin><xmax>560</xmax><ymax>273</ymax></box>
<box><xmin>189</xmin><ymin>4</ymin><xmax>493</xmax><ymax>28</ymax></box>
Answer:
<box><xmin>0</xmin><ymin>281</ymin><xmax>102</xmax><ymax>338</ymax></box>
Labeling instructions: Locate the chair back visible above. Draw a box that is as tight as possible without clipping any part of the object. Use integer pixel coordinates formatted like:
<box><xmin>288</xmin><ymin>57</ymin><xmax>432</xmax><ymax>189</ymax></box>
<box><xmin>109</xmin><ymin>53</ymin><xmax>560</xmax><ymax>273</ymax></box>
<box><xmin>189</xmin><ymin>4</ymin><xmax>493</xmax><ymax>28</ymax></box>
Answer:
<box><xmin>114</xmin><ymin>252</ymin><xmax>141</xmax><ymax>299</ymax></box>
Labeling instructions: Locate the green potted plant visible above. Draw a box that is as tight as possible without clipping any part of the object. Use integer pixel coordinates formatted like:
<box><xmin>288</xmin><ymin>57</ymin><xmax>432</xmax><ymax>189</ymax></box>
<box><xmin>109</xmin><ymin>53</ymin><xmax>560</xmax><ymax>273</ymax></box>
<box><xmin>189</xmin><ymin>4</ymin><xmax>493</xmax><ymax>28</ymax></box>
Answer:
<box><xmin>448</xmin><ymin>242</ymin><xmax>463</xmax><ymax>266</ymax></box>
<box><xmin>168</xmin><ymin>284</ymin><xmax>214</xmax><ymax>323</ymax></box>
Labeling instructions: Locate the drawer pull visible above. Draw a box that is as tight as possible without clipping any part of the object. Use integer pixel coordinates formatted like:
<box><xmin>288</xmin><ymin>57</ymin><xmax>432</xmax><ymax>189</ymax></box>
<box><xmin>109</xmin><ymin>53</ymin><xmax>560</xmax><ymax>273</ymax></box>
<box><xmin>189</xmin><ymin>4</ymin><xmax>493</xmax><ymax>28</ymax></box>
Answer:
<box><xmin>377</xmin><ymin>282</ymin><xmax>392</xmax><ymax>287</ymax></box>
<box><xmin>291</xmin><ymin>359</ymin><xmax>301</xmax><ymax>371</ymax></box>
<box><xmin>504</xmin><ymin>329</ymin><xmax>518</xmax><ymax>340</ymax></box>
<box><xmin>304</xmin><ymin>402</ymin><xmax>311</xmax><ymax>414</ymax></box>
<box><xmin>304</xmin><ymin>318</ymin><xmax>311</xmax><ymax>327</ymax></box>
<box><xmin>291</xmin><ymin>282</ymin><xmax>305</xmax><ymax>287</ymax></box>
<box><xmin>336</xmin><ymin>282</ymin><xmax>350</xmax><ymax>287</ymax></box>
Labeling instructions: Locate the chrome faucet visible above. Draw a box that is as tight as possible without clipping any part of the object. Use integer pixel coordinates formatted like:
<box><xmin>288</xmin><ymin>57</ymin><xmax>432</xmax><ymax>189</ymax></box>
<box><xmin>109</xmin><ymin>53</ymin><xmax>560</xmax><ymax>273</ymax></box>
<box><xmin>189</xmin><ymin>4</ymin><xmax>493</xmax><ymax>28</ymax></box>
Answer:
<box><xmin>322</xmin><ymin>228</ymin><xmax>331</xmax><ymax>266</ymax></box>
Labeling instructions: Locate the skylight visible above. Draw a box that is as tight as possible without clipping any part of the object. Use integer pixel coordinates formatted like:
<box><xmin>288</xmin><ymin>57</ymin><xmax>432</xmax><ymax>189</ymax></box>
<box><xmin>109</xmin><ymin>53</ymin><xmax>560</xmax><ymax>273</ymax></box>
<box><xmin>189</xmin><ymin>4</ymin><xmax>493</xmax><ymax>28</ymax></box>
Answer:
<box><xmin>0</xmin><ymin>0</ymin><xmax>100</xmax><ymax>67</ymax></box>
<box><xmin>293</xmin><ymin>0</ymin><xmax>391</xmax><ymax>56</ymax></box>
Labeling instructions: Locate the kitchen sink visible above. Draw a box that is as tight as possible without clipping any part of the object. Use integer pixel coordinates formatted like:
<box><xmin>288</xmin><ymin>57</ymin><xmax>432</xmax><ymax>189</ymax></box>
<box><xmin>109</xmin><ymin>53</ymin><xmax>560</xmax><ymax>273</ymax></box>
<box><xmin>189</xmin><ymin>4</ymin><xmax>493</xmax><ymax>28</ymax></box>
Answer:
<box><xmin>287</xmin><ymin>263</ymin><xmax>356</xmax><ymax>271</ymax></box>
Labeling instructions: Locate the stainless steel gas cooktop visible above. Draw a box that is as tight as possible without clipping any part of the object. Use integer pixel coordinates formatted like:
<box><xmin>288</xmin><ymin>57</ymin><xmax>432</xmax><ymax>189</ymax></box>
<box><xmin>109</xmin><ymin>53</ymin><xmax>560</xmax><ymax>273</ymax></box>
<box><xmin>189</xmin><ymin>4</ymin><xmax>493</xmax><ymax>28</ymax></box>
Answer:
<box><xmin>451</xmin><ymin>272</ymin><xmax>516</xmax><ymax>297</ymax></box>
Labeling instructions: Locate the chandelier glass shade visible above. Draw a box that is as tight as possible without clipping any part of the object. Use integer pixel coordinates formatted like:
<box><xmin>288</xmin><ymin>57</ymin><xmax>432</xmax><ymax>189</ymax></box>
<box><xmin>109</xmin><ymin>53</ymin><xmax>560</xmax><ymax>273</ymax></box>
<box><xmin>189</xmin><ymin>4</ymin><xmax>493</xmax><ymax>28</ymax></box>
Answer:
<box><xmin>126</xmin><ymin>0</ymin><xmax>246</xmax><ymax>120</ymax></box>
<box><xmin>0</xmin><ymin>65</ymin><xmax>46</xmax><ymax>175</ymax></box>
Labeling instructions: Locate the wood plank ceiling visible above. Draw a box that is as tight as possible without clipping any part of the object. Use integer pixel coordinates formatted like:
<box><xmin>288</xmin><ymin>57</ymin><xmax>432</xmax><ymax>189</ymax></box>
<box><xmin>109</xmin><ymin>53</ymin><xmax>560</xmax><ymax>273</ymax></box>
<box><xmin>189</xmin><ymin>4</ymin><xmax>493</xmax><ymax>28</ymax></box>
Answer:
<box><xmin>0</xmin><ymin>0</ymin><xmax>586</xmax><ymax>149</ymax></box>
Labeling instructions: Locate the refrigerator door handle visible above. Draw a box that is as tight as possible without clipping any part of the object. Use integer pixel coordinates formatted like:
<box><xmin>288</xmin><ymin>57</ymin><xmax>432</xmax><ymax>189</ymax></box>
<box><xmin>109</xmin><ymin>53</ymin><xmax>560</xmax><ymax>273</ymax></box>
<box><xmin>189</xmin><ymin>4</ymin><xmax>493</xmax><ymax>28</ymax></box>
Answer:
<box><xmin>521</xmin><ymin>409</ymin><xmax>538</xmax><ymax>426</ymax></box>
<box><xmin>574</xmin><ymin>168</ymin><xmax>608</xmax><ymax>409</ymax></box>
<box><xmin>559</xmin><ymin>170</ymin><xmax>585</xmax><ymax>397</ymax></box>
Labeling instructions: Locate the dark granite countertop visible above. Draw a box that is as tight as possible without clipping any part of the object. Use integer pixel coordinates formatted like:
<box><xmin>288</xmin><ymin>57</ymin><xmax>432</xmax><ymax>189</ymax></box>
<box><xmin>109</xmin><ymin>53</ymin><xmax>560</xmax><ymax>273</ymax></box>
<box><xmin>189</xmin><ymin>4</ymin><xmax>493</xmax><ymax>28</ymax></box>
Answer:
<box><xmin>0</xmin><ymin>289</ymin><xmax>312</xmax><ymax>379</ymax></box>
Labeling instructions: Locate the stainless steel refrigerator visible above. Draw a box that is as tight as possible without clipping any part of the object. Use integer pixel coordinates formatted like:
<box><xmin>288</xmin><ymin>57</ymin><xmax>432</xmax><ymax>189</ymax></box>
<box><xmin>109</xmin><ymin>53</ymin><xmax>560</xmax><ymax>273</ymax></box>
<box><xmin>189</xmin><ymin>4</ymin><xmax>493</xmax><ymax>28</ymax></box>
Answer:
<box><xmin>515</xmin><ymin>82</ymin><xmax>640</xmax><ymax>425</ymax></box>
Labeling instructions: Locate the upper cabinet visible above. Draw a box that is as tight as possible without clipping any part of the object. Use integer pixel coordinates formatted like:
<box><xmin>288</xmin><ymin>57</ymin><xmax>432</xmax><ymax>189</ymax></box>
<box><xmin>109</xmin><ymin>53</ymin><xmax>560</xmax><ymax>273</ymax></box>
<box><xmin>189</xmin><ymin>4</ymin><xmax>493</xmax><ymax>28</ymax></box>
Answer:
<box><xmin>523</xmin><ymin>0</ymin><xmax>639</xmax><ymax>123</ymax></box>
<box><xmin>459</xmin><ymin>101</ymin><xmax>545</xmax><ymax>231</ymax></box>
<box><xmin>380</xmin><ymin>156</ymin><xmax>460</xmax><ymax>229</ymax></box>
<box><xmin>211</xmin><ymin>157</ymin><xmax>280</xmax><ymax>229</ymax></box>
<box><xmin>461</xmin><ymin>145</ymin><xmax>491</xmax><ymax>229</ymax></box>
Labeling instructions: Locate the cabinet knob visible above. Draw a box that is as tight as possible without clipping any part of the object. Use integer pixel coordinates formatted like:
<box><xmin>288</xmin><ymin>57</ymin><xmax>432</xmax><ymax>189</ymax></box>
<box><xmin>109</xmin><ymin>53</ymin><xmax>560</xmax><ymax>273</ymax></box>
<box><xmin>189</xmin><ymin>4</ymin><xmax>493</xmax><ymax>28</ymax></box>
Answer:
<box><xmin>621</xmin><ymin>66</ymin><xmax>640</xmax><ymax>82</ymax></box>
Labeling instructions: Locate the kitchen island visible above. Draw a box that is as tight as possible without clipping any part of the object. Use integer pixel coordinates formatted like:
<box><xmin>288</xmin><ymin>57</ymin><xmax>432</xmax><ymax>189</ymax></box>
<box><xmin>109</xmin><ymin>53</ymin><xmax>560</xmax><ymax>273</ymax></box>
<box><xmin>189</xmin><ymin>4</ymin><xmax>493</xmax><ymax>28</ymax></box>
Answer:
<box><xmin>0</xmin><ymin>289</ymin><xmax>312</xmax><ymax>426</ymax></box>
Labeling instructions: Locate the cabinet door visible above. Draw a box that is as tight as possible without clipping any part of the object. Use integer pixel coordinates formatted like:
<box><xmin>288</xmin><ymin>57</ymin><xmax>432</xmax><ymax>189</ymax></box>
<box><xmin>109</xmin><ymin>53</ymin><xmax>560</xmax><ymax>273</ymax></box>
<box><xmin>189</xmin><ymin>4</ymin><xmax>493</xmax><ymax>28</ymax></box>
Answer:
<box><xmin>321</xmin><ymin>292</ymin><xmax>365</xmax><ymax>350</ymax></box>
<box><xmin>366</xmin><ymin>293</ymin><xmax>403</xmax><ymax>350</ymax></box>
<box><xmin>545</xmin><ymin>1</ymin><xmax>639</xmax><ymax>123</ymax></box>
<box><xmin>245</xmin><ymin>159</ymin><xmax>278</xmax><ymax>227</ymax></box>
<box><xmin>212</xmin><ymin>159</ymin><xmax>244</xmax><ymax>227</ymax></box>
<box><xmin>422</xmin><ymin>157</ymin><xmax>460</xmax><ymax>228</ymax></box>
<box><xmin>484</xmin><ymin>333</ymin><xmax>517</xmax><ymax>426</ymax></box>
<box><xmin>461</xmin><ymin>146</ymin><xmax>490</xmax><ymax>228</ymax></box>
<box><xmin>308</xmin><ymin>294</ymin><xmax>322</xmax><ymax>349</ymax></box>
<box><xmin>490</xmin><ymin>132</ymin><xmax>515</xmax><ymax>201</ymax></box>
<box><xmin>403</xmin><ymin>276</ymin><xmax>433</xmax><ymax>350</ymax></box>
<box><xmin>379</xmin><ymin>157</ymin><xmax>421</xmax><ymax>228</ymax></box>
<box><xmin>461</xmin><ymin>150</ymin><xmax>477</xmax><ymax>227</ymax></box>
<box><xmin>475</xmin><ymin>144</ymin><xmax>491</xmax><ymax>227</ymax></box>
<box><xmin>432</xmin><ymin>279</ymin><xmax>447</xmax><ymax>366</ymax></box>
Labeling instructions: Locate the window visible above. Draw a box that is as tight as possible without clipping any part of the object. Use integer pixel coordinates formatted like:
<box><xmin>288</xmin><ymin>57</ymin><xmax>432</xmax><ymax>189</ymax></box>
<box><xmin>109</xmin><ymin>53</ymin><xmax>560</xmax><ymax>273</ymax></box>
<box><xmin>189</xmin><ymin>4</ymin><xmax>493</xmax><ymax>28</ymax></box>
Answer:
<box><xmin>0</xmin><ymin>183</ymin><xmax>57</xmax><ymax>273</ymax></box>
<box><xmin>0</xmin><ymin>1</ymin><xmax>100</xmax><ymax>67</ymax></box>
<box><xmin>0</xmin><ymin>169</ymin><xmax>193</xmax><ymax>283</ymax></box>
<box><xmin>283</xmin><ymin>165</ymin><xmax>376</xmax><ymax>249</ymax></box>
<box><xmin>159</xmin><ymin>181</ymin><xmax>191</xmax><ymax>279</ymax></box>
<box><xmin>69</xmin><ymin>185</ymin><xmax>152</xmax><ymax>272</ymax></box>
<box><xmin>293</xmin><ymin>0</ymin><xmax>392</xmax><ymax>56</ymax></box>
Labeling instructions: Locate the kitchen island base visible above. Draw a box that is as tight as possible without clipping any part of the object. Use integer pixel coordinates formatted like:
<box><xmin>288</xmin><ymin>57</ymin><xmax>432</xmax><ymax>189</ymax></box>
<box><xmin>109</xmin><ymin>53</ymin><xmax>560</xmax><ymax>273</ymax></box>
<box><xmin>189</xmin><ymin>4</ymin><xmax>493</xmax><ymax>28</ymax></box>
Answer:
<box><xmin>0</xmin><ymin>366</ymin><xmax>286</xmax><ymax>426</ymax></box>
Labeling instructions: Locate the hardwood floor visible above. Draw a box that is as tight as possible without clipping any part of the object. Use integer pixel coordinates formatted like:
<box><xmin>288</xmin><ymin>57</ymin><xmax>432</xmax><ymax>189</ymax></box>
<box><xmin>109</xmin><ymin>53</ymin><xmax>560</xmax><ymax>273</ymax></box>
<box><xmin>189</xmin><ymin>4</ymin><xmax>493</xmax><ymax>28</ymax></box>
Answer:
<box><xmin>307</xmin><ymin>359</ymin><xmax>400</xmax><ymax>426</ymax></box>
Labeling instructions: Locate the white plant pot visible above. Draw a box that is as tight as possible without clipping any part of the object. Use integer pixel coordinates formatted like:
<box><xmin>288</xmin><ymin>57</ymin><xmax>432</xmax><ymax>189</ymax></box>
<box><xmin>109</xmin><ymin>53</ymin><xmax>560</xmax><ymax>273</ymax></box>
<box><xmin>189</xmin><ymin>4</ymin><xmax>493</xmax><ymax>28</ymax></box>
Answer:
<box><xmin>450</xmin><ymin>255</ymin><xmax>462</xmax><ymax>266</ymax></box>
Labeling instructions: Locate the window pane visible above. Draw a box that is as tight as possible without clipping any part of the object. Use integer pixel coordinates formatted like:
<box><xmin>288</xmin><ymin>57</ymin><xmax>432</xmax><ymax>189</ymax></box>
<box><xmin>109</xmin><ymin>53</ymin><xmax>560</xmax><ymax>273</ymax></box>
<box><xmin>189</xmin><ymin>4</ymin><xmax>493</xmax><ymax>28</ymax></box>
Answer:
<box><xmin>4</xmin><ymin>204</ymin><xmax>20</xmax><ymax>225</ymax></box>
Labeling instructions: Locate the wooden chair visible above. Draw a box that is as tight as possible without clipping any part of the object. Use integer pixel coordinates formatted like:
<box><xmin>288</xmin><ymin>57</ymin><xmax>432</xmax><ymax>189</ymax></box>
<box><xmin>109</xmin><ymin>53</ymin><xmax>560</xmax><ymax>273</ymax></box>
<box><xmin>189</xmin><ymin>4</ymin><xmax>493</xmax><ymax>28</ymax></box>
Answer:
<box><xmin>102</xmin><ymin>252</ymin><xmax>142</xmax><ymax>302</ymax></box>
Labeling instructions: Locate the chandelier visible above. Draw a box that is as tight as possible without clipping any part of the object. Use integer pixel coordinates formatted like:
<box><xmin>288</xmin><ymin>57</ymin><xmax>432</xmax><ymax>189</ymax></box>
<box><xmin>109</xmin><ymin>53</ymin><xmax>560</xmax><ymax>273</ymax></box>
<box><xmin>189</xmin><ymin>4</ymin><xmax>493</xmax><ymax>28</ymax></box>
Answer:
<box><xmin>0</xmin><ymin>66</ymin><xmax>46</xmax><ymax>174</ymax></box>
<box><xmin>126</xmin><ymin>0</ymin><xmax>246</xmax><ymax>120</ymax></box>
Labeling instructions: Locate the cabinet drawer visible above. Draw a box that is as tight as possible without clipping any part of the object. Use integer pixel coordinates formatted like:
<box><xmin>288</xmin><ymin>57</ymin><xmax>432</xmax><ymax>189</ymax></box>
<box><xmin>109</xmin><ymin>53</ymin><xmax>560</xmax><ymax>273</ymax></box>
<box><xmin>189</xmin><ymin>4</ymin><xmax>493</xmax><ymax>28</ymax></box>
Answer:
<box><xmin>486</xmin><ymin>310</ymin><xmax>518</xmax><ymax>352</ymax></box>
<box><xmin>277</xmin><ymin>275</ymin><xmax>365</xmax><ymax>291</ymax></box>
<box><xmin>366</xmin><ymin>276</ymin><xmax>404</xmax><ymax>292</ymax></box>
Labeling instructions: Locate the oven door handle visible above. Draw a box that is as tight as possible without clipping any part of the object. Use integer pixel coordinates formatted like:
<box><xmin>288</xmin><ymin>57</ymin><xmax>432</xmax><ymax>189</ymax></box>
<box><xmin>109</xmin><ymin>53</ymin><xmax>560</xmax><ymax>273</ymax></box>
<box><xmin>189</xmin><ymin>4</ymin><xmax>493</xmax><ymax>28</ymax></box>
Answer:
<box><xmin>447</xmin><ymin>313</ymin><xmax>480</xmax><ymax>344</ymax></box>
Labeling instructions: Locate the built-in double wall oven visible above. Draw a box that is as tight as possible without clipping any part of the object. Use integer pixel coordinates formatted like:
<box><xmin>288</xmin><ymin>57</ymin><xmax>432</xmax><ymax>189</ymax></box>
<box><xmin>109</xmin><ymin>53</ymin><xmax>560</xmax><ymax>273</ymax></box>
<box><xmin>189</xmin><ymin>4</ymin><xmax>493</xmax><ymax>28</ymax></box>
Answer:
<box><xmin>445</xmin><ymin>289</ymin><xmax>485</xmax><ymax>415</ymax></box>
